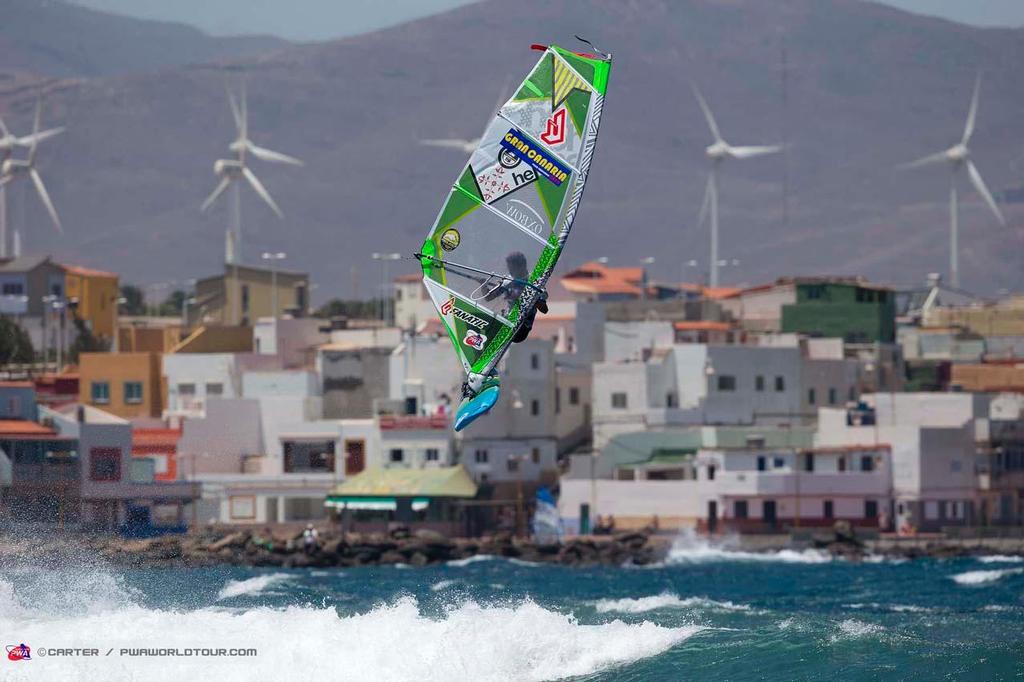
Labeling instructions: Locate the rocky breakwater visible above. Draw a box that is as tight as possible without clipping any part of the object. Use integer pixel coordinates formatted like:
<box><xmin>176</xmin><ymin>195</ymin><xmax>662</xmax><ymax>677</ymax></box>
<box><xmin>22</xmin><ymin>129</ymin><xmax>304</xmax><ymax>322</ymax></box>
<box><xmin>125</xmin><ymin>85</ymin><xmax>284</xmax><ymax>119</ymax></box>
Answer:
<box><xmin>45</xmin><ymin>527</ymin><xmax>669</xmax><ymax>569</ymax></box>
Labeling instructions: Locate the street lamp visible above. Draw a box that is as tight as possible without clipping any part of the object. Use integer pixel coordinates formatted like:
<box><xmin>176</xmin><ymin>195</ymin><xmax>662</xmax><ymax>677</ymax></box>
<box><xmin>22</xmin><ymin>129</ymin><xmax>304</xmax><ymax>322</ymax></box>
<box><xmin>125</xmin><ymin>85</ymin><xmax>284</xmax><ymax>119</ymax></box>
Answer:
<box><xmin>261</xmin><ymin>252</ymin><xmax>286</xmax><ymax>332</ymax></box>
<box><xmin>371</xmin><ymin>252</ymin><xmax>401</xmax><ymax>324</ymax></box>
<box><xmin>41</xmin><ymin>295</ymin><xmax>57</xmax><ymax>368</ymax></box>
<box><xmin>640</xmin><ymin>256</ymin><xmax>655</xmax><ymax>300</ymax></box>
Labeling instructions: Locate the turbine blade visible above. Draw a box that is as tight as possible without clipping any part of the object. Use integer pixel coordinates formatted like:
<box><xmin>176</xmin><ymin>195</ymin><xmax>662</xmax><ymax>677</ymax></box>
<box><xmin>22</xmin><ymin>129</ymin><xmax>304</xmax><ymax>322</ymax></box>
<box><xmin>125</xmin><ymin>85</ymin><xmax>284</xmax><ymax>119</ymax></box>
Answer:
<box><xmin>200</xmin><ymin>176</ymin><xmax>232</xmax><ymax>212</ymax></box>
<box><xmin>419</xmin><ymin>138</ymin><xmax>476</xmax><ymax>151</ymax></box>
<box><xmin>0</xmin><ymin>115</ymin><xmax>9</xmax><ymax>138</ymax></box>
<box><xmin>691</xmin><ymin>83</ymin><xmax>723</xmax><ymax>143</ymax></box>
<box><xmin>28</xmin><ymin>100</ymin><xmax>42</xmax><ymax>165</ymax></box>
<box><xmin>0</xmin><ymin>174</ymin><xmax>12</xmax><ymax>188</ymax></box>
<box><xmin>227</xmin><ymin>83</ymin><xmax>243</xmax><ymax>135</ymax></box>
<box><xmin>242</xmin><ymin>166</ymin><xmax>283</xmax><ymax>218</ymax></box>
<box><xmin>729</xmin><ymin>144</ymin><xmax>783</xmax><ymax>160</ymax></box>
<box><xmin>29</xmin><ymin>168</ymin><xmax>62</xmax><ymax>233</ymax></box>
<box><xmin>696</xmin><ymin>173</ymin><xmax>713</xmax><ymax>231</ymax></box>
<box><xmin>241</xmin><ymin>79</ymin><xmax>248</xmax><ymax>141</ymax></box>
<box><xmin>17</xmin><ymin>126</ymin><xmax>64</xmax><ymax>147</ymax></box>
<box><xmin>899</xmin><ymin>150</ymin><xmax>948</xmax><ymax>170</ymax></box>
<box><xmin>246</xmin><ymin>141</ymin><xmax>303</xmax><ymax>165</ymax></box>
<box><xmin>962</xmin><ymin>74</ymin><xmax>981</xmax><ymax>145</ymax></box>
<box><xmin>966</xmin><ymin>160</ymin><xmax>1006</xmax><ymax>225</ymax></box>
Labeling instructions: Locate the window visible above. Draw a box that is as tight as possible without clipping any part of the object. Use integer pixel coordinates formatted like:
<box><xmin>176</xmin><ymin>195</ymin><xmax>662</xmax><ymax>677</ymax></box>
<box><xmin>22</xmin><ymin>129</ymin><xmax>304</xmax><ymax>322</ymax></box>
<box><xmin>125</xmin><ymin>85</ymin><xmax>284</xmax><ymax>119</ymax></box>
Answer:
<box><xmin>757</xmin><ymin>456</ymin><xmax>766</xmax><ymax>472</ymax></box>
<box><xmin>531</xmin><ymin>399</ymin><xmax>540</xmax><ymax>416</ymax></box>
<box><xmin>178</xmin><ymin>383</ymin><xmax>196</xmax><ymax>396</ymax></box>
<box><xmin>804</xmin><ymin>453</ymin><xmax>815</xmax><ymax>472</ymax></box>
<box><xmin>755</xmin><ymin>375</ymin><xmax>765</xmax><ymax>392</ymax></box>
<box><xmin>206</xmin><ymin>382</ymin><xmax>224</xmax><ymax>396</ymax></box>
<box><xmin>507</xmin><ymin>457</ymin><xmax>519</xmax><ymax>472</ymax></box>
<box><xmin>860</xmin><ymin>455</ymin><xmax>874</xmax><ymax>472</ymax></box>
<box><xmin>389</xmin><ymin>448</ymin><xmax>404</xmax><ymax>463</ymax></box>
<box><xmin>865</xmin><ymin>500</ymin><xmax>878</xmax><ymax>518</ymax></box>
<box><xmin>295</xmin><ymin>284</ymin><xmax>307</xmax><ymax>312</ymax></box>
<box><xmin>230</xmin><ymin>496</ymin><xmax>256</xmax><ymax>520</ymax></box>
<box><xmin>1</xmin><ymin>282</ymin><xmax>23</xmax><ymax>295</ymax></box>
<box><xmin>124</xmin><ymin>381</ymin><xmax>143</xmax><ymax>404</ymax></box>
<box><xmin>717</xmin><ymin>375</ymin><xmax>736</xmax><ymax>391</ymax></box>
<box><xmin>241</xmin><ymin>285</ymin><xmax>250</xmax><ymax>312</ymax></box>
<box><xmin>828</xmin><ymin>388</ymin><xmax>837</xmax><ymax>405</ymax></box>
<box><xmin>808</xmin><ymin>388</ymin><xmax>816</xmax><ymax>405</ymax></box>
<box><xmin>611</xmin><ymin>392</ymin><xmax>628</xmax><ymax>409</ymax></box>
<box><xmin>838</xmin><ymin>457</ymin><xmax>846</xmax><ymax>472</ymax></box>
<box><xmin>531</xmin><ymin>447</ymin><xmax>540</xmax><ymax>464</ymax></box>
<box><xmin>734</xmin><ymin>500</ymin><xmax>748</xmax><ymax>519</ymax></box>
<box><xmin>90</xmin><ymin>447</ymin><xmax>121</xmax><ymax>482</ymax></box>
<box><xmin>474</xmin><ymin>449</ymin><xmax>489</xmax><ymax>464</ymax></box>
<box><xmin>773</xmin><ymin>457</ymin><xmax>785</xmax><ymax>469</ymax></box>
<box><xmin>283</xmin><ymin>441</ymin><xmax>336</xmax><ymax>473</ymax></box>
<box><xmin>555</xmin><ymin>388</ymin><xmax>561</xmax><ymax>414</ymax></box>
<box><xmin>823</xmin><ymin>500</ymin><xmax>834</xmax><ymax>519</ymax></box>
<box><xmin>91</xmin><ymin>381</ymin><xmax>110</xmax><ymax>404</ymax></box>
<box><xmin>806</xmin><ymin>285</ymin><xmax>824</xmax><ymax>300</ymax></box>
<box><xmin>569</xmin><ymin>387</ymin><xmax>580</xmax><ymax>405</ymax></box>
<box><xmin>530</xmin><ymin>353</ymin><xmax>539</xmax><ymax>370</ymax></box>
<box><xmin>425</xmin><ymin>448</ymin><xmax>439</xmax><ymax>462</ymax></box>
<box><xmin>775</xmin><ymin>376</ymin><xmax>785</xmax><ymax>392</ymax></box>
<box><xmin>707</xmin><ymin>465</ymin><xmax>716</xmax><ymax>480</ymax></box>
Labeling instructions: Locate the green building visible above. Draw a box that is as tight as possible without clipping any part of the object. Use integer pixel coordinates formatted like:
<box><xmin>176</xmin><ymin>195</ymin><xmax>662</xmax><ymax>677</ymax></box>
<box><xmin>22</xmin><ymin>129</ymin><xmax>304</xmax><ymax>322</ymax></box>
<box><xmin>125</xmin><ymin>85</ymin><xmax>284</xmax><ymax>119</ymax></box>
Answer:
<box><xmin>781</xmin><ymin>280</ymin><xmax>895</xmax><ymax>343</ymax></box>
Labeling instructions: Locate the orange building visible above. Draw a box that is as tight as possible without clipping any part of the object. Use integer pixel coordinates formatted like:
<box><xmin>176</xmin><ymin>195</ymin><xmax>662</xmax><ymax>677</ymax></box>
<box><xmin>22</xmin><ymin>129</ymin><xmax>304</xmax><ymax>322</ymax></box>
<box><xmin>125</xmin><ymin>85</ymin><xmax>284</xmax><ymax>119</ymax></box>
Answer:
<box><xmin>62</xmin><ymin>264</ymin><xmax>120</xmax><ymax>342</ymax></box>
<box><xmin>132</xmin><ymin>428</ymin><xmax>181</xmax><ymax>482</ymax></box>
<box><xmin>78</xmin><ymin>352</ymin><xmax>164</xmax><ymax>419</ymax></box>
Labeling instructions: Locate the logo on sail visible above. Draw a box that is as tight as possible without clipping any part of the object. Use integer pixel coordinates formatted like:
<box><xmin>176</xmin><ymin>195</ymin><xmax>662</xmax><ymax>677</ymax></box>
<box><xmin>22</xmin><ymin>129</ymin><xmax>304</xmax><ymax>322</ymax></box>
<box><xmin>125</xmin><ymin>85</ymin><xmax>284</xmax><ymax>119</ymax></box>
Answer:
<box><xmin>463</xmin><ymin>330</ymin><xmax>488</xmax><ymax>351</ymax></box>
<box><xmin>6</xmin><ymin>644</ymin><xmax>31</xmax><ymax>661</ymax></box>
<box><xmin>540</xmin><ymin>108</ymin><xmax>567</xmax><ymax>146</ymax></box>
<box><xmin>505</xmin><ymin>200</ymin><xmax>545</xmax><ymax>235</ymax></box>
<box><xmin>500</xmin><ymin>128</ymin><xmax>570</xmax><ymax>186</ymax></box>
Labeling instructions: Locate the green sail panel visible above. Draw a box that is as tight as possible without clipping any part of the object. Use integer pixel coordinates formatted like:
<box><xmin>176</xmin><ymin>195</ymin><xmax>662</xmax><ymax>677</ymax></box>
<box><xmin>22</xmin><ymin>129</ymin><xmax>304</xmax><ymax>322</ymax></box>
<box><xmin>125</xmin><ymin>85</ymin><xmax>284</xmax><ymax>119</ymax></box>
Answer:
<box><xmin>419</xmin><ymin>44</ymin><xmax>611</xmax><ymax>378</ymax></box>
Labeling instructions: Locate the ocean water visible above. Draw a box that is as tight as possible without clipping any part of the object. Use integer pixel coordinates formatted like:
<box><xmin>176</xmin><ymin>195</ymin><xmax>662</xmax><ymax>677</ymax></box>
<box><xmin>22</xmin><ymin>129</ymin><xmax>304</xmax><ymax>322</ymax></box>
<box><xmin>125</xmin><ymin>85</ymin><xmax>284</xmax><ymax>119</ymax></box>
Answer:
<box><xmin>1</xmin><ymin>536</ymin><xmax>1022</xmax><ymax>681</ymax></box>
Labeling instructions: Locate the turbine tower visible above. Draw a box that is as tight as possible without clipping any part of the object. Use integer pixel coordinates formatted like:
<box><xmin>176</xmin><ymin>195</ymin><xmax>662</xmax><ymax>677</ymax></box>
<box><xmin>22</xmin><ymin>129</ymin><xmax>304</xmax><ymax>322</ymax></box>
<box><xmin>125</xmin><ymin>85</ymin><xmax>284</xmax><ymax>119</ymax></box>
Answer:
<box><xmin>902</xmin><ymin>75</ymin><xmax>1005</xmax><ymax>289</ymax></box>
<box><xmin>692</xmin><ymin>84</ymin><xmax>782</xmax><ymax>288</ymax></box>
<box><xmin>201</xmin><ymin>79</ymin><xmax>302</xmax><ymax>265</ymax></box>
<box><xmin>0</xmin><ymin>100</ymin><xmax>64</xmax><ymax>258</ymax></box>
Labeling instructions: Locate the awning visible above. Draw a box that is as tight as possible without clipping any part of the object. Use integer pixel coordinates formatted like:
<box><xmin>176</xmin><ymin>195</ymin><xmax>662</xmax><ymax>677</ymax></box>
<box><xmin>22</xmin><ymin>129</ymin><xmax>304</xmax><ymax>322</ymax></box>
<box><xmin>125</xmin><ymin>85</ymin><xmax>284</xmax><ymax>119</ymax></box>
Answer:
<box><xmin>326</xmin><ymin>465</ymin><xmax>478</xmax><ymax>501</ymax></box>
<box><xmin>325</xmin><ymin>496</ymin><xmax>430</xmax><ymax>511</ymax></box>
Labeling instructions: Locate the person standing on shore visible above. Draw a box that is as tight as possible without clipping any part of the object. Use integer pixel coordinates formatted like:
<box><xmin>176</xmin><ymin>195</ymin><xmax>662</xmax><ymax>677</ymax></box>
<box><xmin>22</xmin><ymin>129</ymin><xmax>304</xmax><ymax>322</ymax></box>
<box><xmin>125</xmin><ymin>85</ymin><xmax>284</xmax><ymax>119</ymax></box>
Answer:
<box><xmin>303</xmin><ymin>524</ymin><xmax>319</xmax><ymax>555</ymax></box>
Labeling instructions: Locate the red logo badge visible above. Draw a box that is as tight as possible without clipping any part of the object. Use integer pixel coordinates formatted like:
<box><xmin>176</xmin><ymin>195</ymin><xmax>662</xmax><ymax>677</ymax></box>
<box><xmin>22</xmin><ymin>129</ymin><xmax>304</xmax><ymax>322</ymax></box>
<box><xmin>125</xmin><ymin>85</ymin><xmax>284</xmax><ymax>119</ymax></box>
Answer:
<box><xmin>7</xmin><ymin>644</ymin><xmax>31</xmax><ymax>661</ymax></box>
<box><xmin>440</xmin><ymin>297</ymin><xmax>454</xmax><ymax>315</ymax></box>
<box><xmin>540</xmin><ymin>108</ymin><xmax>567</xmax><ymax>146</ymax></box>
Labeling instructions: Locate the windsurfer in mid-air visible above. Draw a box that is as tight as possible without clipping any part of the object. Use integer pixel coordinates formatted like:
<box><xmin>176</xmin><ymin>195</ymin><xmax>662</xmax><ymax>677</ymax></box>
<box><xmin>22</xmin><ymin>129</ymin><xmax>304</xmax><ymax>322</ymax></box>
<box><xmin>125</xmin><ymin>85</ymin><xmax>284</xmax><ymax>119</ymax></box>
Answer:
<box><xmin>485</xmin><ymin>251</ymin><xmax>548</xmax><ymax>343</ymax></box>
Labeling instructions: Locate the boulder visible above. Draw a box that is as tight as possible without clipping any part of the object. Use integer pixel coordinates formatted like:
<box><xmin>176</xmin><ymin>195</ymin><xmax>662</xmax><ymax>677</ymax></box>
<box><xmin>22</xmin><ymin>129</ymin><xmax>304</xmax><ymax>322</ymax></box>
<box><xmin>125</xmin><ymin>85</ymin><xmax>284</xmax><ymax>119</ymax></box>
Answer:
<box><xmin>208</xmin><ymin>531</ymin><xmax>249</xmax><ymax>552</ymax></box>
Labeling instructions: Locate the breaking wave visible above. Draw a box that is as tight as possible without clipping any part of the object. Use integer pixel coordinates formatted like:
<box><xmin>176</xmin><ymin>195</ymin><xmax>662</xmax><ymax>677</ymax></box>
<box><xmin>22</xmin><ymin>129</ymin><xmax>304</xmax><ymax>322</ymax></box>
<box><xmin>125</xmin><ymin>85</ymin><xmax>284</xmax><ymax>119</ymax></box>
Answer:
<box><xmin>975</xmin><ymin>555</ymin><xmax>1023</xmax><ymax>564</ymax></box>
<box><xmin>951</xmin><ymin>568</ymin><xmax>1024</xmax><ymax>586</ymax></box>
<box><xmin>664</xmin><ymin>530</ymin><xmax>831</xmax><ymax>565</ymax></box>
<box><xmin>593</xmin><ymin>592</ymin><xmax>753</xmax><ymax>614</ymax></box>
<box><xmin>1</xmin><ymin>570</ymin><xmax>700</xmax><ymax>681</ymax></box>
<box><xmin>217</xmin><ymin>573</ymin><xmax>293</xmax><ymax>601</ymax></box>
<box><xmin>830</xmin><ymin>618</ymin><xmax>885</xmax><ymax>642</ymax></box>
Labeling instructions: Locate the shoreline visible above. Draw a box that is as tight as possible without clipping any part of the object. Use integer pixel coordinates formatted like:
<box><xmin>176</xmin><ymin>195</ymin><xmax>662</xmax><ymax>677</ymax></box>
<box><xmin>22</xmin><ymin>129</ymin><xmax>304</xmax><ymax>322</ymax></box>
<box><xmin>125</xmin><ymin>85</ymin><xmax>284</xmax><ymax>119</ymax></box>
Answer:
<box><xmin>2</xmin><ymin>526</ymin><xmax>1023</xmax><ymax>569</ymax></box>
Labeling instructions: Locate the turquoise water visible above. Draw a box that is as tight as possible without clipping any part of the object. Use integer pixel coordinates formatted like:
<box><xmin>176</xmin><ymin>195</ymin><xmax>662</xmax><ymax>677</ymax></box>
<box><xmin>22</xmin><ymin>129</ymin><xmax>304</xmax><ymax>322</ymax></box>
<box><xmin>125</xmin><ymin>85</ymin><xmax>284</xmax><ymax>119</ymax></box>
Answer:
<box><xmin>2</xmin><ymin>542</ymin><xmax>1022</xmax><ymax>680</ymax></box>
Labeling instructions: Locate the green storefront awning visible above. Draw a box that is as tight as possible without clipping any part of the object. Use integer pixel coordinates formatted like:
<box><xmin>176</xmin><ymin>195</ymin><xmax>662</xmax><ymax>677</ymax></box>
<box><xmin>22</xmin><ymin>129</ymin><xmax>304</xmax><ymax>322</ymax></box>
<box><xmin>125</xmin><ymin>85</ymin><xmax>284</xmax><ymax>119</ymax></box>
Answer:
<box><xmin>324</xmin><ymin>465</ymin><xmax>478</xmax><ymax>510</ymax></box>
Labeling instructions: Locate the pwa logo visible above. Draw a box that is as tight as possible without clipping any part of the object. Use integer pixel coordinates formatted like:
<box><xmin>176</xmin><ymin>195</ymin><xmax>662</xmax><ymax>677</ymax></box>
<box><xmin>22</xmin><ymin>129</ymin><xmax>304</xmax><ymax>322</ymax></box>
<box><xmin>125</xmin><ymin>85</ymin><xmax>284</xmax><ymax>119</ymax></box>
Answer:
<box><xmin>6</xmin><ymin>643</ymin><xmax>31</xmax><ymax>661</ymax></box>
<box><xmin>463</xmin><ymin>330</ymin><xmax>487</xmax><ymax>351</ymax></box>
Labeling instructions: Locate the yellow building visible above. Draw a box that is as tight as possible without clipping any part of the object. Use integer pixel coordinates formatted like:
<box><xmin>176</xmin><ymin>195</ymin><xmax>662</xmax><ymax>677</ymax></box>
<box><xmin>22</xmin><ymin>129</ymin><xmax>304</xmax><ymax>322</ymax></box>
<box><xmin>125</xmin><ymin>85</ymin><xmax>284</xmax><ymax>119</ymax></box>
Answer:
<box><xmin>63</xmin><ymin>264</ymin><xmax>119</xmax><ymax>342</ymax></box>
<box><xmin>189</xmin><ymin>263</ymin><xmax>310</xmax><ymax>327</ymax></box>
<box><xmin>78</xmin><ymin>351</ymin><xmax>164</xmax><ymax>419</ymax></box>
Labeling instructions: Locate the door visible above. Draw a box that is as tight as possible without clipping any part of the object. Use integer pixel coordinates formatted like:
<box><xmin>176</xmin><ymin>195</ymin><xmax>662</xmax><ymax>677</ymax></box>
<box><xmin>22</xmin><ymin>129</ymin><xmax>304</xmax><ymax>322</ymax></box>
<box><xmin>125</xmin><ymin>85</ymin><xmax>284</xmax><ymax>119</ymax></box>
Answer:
<box><xmin>344</xmin><ymin>439</ymin><xmax>365</xmax><ymax>475</ymax></box>
<box><xmin>707</xmin><ymin>500</ymin><xmax>718</xmax><ymax>533</ymax></box>
<box><xmin>763</xmin><ymin>500</ymin><xmax>777</xmax><ymax>527</ymax></box>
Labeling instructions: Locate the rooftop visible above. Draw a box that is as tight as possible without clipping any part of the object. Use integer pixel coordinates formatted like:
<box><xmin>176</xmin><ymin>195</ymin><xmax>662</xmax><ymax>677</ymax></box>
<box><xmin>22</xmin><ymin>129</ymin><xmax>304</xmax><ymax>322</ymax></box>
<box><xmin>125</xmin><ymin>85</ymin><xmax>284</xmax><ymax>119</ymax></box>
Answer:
<box><xmin>0</xmin><ymin>255</ymin><xmax>52</xmax><ymax>273</ymax></box>
<box><xmin>328</xmin><ymin>465</ymin><xmax>477</xmax><ymax>499</ymax></box>
<box><xmin>0</xmin><ymin>419</ymin><xmax>59</xmax><ymax>438</ymax></box>
<box><xmin>61</xmin><ymin>263</ymin><xmax>118</xmax><ymax>279</ymax></box>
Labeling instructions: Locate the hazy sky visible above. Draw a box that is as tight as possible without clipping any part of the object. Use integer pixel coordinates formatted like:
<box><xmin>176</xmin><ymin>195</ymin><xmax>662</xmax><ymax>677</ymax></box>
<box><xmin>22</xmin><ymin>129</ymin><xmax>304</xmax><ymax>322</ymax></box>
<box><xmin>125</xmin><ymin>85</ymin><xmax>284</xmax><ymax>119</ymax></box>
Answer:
<box><xmin>70</xmin><ymin>0</ymin><xmax>1024</xmax><ymax>41</ymax></box>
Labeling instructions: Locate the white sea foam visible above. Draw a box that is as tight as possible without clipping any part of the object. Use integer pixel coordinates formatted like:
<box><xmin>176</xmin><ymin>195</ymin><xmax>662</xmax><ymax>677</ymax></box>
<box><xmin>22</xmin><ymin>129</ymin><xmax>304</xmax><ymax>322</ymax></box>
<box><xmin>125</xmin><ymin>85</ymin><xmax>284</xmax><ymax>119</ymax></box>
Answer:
<box><xmin>593</xmin><ymin>592</ymin><xmax>753</xmax><ymax>614</ymax></box>
<box><xmin>216</xmin><ymin>573</ymin><xmax>293</xmax><ymax>601</ymax></box>
<box><xmin>951</xmin><ymin>568</ymin><xmax>1024</xmax><ymax>586</ymax></box>
<box><xmin>664</xmin><ymin>530</ymin><xmax>831</xmax><ymax>565</ymax></box>
<box><xmin>430</xmin><ymin>579</ymin><xmax>457</xmax><ymax>592</ymax></box>
<box><xmin>446</xmin><ymin>555</ymin><xmax>497</xmax><ymax>567</ymax></box>
<box><xmin>975</xmin><ymin>555</ymin><xmax>1024</xmax><ymax>564</ymax></box>
<box><xmin>0</xmin><ymin>575</ymin><xmax>702</xmax><ymax>681</ymax></box>
<box><xmin>831</xmin><ymin>618</ymin><xmax>885</xmax><ymax>642</ymax></box>
<box><xmin>845</xmin><ymin>602</ymin><xmax>932</xmax><ymax>613</ymax></box>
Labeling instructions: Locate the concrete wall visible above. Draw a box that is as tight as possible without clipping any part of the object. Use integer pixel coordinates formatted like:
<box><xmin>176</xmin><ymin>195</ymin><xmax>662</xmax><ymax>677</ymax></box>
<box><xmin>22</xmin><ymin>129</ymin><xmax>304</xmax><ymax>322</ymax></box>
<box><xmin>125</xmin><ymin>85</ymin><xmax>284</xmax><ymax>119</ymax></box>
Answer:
<box><xmin>320</xmin><ymin>346</ymin><xmax>393</xmax><ymax>418</ymax></box>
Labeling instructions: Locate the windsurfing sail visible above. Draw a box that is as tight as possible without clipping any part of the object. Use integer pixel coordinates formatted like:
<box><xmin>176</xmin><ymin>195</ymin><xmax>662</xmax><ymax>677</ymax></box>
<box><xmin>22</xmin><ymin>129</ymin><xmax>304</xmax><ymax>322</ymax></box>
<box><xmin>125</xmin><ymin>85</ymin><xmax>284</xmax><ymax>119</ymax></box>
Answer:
<box><xmin>417</xmin><ymin>43</ymin><xmax>612</xmax><ymax>429</ymax></box>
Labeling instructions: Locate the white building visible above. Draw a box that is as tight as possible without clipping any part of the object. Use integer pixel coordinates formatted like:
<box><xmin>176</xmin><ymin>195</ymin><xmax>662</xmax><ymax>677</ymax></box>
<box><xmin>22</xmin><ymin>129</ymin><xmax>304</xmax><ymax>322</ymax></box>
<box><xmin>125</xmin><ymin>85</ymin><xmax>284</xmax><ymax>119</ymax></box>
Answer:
<box><xmin>591</xmin><ymin>343</ymin><xmax>859</xmax><ymax>449</ymax></box>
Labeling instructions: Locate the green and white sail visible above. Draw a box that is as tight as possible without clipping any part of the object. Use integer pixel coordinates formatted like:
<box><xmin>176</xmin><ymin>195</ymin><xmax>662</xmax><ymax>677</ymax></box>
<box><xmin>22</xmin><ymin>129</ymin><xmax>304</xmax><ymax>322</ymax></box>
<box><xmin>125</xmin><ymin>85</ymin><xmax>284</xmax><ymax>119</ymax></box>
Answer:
<box><xmin>418</xmin><ymin>44</ymin><xmax>612</xmax><ymax>382</ymax></box>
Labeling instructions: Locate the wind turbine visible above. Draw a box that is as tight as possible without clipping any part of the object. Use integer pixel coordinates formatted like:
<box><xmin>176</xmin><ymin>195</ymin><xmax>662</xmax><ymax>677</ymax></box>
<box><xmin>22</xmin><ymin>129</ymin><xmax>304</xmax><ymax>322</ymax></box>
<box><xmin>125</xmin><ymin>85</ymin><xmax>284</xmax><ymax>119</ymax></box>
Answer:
<box><xmin>901</xmin><ymin>75</ymin><xmax>1004</xmax><ymax>289</ymax></box>
<box><xmin>200</xmin><ymin>79</ymin><xmax>302</xmax><ymax>265</ymax></box>
<box><xmin>0</xmin><ymin>99</ymin><xmax>65</xmax><ymax>257</ymax></box>
<box><xmin>692</xmin><ymin>84</ymin><xmax>782</xmax><ymax>288</ymax></box>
